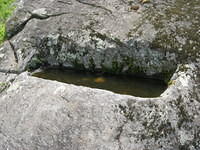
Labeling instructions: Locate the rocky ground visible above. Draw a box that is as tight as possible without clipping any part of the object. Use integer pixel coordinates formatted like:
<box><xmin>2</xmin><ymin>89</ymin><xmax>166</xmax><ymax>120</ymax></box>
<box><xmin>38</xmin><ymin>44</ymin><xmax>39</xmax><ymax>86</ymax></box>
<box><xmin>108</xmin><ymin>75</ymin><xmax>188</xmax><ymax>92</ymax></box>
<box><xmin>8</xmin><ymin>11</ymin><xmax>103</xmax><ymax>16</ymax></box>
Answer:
<box><xmin>0</xmin><ymin>0</ymin><xmax>200</xmax><ymax>149</ymax></box>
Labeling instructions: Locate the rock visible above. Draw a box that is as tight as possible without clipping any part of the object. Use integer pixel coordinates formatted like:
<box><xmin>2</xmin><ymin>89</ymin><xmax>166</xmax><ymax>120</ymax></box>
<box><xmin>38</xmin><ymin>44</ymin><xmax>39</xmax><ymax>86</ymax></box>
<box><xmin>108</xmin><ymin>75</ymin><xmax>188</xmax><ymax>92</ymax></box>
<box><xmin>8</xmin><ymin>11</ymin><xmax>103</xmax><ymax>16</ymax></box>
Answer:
<box><xmin>31</xmin><ymin>8</ymin><xmax>48</xmax><ymax>19</ymax></box>
<box><xmin>0</xmin><ymin>72</ymin><xmax>17</xmax><ymax>94</ymax></box>
<box><xmin>0</xmin><ymin>41</ymin><xmax>18</xmax><ymax>73</ymax></box>
<box><xmin>0</xmin><ymin>0</ymin><xmax>199</xmax><ymax>149</ymax></box>
<box><xmin>6</xmin><ymin>0</ymin><xmax>200</xmax><ymax>78</ymax></box>
<box><xmin>0</xmin><ymin>63</ymin><xmax>199</xmax><ymax>150</ymax></box>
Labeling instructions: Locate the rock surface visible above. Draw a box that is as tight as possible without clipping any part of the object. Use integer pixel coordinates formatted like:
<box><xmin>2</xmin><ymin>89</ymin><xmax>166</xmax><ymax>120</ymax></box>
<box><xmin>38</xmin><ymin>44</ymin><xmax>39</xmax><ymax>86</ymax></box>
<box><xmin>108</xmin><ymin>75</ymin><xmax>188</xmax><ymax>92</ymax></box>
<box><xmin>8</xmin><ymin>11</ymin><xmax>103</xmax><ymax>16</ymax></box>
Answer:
<box><xmin>0</xmin><ymin>0</ymin><xmax>199</xmax><ymax>149</ymax></box>
<box><xmin>0</xmin><ymin>63</ymin><xmax>200</xmax><ymax>150</ymax></box>
<box><xmin>6</xmin><ymin>0</ymin><xmax>200</xmax><ymax>78</ymax></box>
<box><xmin>0</xmin><ymin>72</ymin><xmax>16</xmax><ymax>93</ymax></box>
<box><xmin>0</xmin><ymin>41</ymin><xmax>18</xmax><ymax>73</ymax></box>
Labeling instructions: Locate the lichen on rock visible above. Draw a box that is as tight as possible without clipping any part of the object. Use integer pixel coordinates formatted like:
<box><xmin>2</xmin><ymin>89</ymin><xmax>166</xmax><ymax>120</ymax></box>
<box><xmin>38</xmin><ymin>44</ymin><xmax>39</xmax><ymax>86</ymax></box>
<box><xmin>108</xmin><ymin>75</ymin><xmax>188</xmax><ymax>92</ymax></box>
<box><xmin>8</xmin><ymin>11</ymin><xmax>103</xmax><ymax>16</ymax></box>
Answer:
<box><xmin>0</xmin><ymin>0</ymin><xmax>199</xmax><ymax>149</ymax></box>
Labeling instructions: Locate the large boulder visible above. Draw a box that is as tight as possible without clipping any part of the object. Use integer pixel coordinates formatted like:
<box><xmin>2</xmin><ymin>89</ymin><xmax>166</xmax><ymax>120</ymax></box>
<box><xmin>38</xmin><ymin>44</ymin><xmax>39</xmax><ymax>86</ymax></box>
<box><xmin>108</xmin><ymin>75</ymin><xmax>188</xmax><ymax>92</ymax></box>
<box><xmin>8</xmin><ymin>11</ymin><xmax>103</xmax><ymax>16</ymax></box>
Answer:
<box><xmin>5</xmin><ymin>0</ymin><xmax>199</xmax><ymax>79</ymax></box>
<box><xmin>0</xmin><ymin>0</ymin><xmax>199</xmax><ymax>149</ymax></box>
<box><xmin>0</xmin><ymin>63</ymin><xmax>200</xmax><ymax>150</ymax></box>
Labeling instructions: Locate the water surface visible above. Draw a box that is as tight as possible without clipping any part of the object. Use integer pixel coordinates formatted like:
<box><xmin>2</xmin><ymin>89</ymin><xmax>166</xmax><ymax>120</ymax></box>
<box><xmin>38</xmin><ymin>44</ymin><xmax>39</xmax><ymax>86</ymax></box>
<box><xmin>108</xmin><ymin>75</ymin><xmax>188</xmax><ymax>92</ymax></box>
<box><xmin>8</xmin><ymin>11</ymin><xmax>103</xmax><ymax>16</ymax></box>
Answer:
<box><xmin>33</xmin><ymin>69</ymin><xmax>167</xmax><ymax>97</ymax></box>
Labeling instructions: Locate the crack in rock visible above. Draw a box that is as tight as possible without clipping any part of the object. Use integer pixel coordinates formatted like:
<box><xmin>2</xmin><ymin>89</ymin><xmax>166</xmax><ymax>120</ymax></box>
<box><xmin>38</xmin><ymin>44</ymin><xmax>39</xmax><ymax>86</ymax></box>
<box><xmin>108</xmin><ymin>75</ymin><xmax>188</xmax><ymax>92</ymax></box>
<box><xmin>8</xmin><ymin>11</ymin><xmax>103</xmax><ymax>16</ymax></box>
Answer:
<box><xmin>0</xmin><ymin>69</ymin><xmax>21</xmax><ymax>74</ymax></box>
<box><xmin>8</xmin><ymin>40</ymin><xmax>18</xmax><ymax>63</ymax></box>
<box><xmin>28</xmin><ymin>8</ymin><xmax>70</xmax><ymax>20</ymax></box>
<box><xmin>75</xmin><ymin>0</ymin><xmax>112</xmax><ymax>14</ymax></box>
<box><xmin>115</xmin><ymin>121</ymin><xmax>128</xmax><ymax>150</ymax></box>
<box><xmin>57</xmin><ymin>0</ymin><xmax>73</xmax><ymax>5</ymax></box>
<box><xmin>8</xmin><ymin>9</ymin><xmax>70</xmax><ymax>39</ymax></box>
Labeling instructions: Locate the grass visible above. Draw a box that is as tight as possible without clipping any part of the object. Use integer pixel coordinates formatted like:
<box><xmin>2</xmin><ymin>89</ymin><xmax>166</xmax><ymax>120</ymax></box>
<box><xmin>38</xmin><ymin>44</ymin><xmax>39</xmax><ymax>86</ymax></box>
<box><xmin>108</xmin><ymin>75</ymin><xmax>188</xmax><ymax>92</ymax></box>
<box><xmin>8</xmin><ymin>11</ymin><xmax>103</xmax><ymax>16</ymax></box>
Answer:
<box><xmin>0</xmin><ymin>0</ymin><xmax>15</xmax><ymax>44</ymax></box>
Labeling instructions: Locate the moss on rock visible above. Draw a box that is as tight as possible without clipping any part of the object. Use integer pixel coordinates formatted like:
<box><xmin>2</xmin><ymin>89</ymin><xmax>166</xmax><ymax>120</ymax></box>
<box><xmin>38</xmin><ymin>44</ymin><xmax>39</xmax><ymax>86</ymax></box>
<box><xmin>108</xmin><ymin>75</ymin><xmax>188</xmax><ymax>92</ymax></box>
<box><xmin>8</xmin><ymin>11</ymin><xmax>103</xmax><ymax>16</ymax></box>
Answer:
<box><xmin>0</xmin><ymin>82</ymin><xmax>9</xmax><ymax>93</ymax></box>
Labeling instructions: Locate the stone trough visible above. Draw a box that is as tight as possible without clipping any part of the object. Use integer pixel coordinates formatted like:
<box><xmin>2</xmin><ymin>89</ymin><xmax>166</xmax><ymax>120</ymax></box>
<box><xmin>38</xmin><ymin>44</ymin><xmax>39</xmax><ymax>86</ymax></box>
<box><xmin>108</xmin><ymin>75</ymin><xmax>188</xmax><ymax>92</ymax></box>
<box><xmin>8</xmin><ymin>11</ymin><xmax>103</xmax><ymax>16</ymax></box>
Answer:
<box><xmin>0</xmin><ymin>0</ymin><xmax>200</xmax><ymax>149</ymax></box>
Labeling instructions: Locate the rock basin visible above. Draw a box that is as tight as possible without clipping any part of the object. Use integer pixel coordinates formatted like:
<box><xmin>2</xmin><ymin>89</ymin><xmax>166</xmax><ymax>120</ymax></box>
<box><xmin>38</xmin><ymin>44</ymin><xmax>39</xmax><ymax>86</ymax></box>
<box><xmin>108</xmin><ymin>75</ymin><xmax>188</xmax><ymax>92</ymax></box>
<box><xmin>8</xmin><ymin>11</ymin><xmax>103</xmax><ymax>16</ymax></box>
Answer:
<box><xmin>0</xmin><ymin>0</ymin><xmax>199</xmax><ymax>149</ymax></box>
<box><xmin>33</xmin><ymin>68</ymin><xmax>167</xmax><ymax>97</ymax></box>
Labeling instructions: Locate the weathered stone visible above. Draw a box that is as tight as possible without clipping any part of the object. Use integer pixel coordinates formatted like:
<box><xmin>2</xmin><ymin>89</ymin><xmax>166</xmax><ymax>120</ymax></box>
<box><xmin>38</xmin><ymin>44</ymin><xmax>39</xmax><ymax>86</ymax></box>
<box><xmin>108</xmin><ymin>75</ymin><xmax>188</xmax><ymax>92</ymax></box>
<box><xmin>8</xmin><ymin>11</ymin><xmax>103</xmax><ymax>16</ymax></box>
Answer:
<box><xmin>0</xmin><ymin>0</ymin><xmax>199</xmax><ymax>149</ymax></box>
<box><xmin>0</xmin><ymin>72</ymin><xmax>17</xmax><ymax>94</ymax></box>
<box><xmin>0</xmin><ymin>41</ymin><xmax>18</xmax><ymax>73</ymax></box>
<box><xmin>0</xmin><ymin>63</ymin><xmax>199</xmax><ymax>150</ymax></box>
<box><xmin>6</xmin><ymin>0</ymin><xmax>200</xmax><ymax>78</ymax></box>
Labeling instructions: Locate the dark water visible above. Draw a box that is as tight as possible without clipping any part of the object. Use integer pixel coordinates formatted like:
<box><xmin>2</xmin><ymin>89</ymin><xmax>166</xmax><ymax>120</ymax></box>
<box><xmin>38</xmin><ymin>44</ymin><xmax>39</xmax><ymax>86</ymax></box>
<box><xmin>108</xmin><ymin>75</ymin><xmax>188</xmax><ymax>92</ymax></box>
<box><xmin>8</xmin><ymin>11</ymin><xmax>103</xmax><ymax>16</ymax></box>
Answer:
<box><xmin>33</xmin><ymin>69</ymin><xmax>167</xmax><ymax>97</ymax></box>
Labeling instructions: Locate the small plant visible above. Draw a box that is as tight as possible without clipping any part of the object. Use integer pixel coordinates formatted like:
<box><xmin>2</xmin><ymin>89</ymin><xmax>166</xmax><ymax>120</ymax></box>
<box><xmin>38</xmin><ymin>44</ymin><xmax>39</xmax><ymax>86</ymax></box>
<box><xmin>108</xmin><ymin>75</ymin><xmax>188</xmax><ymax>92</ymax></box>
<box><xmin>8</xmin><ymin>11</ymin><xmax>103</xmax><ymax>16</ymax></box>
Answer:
<box><xmin>168</xmin><ymin>79</ymin><xmax>176</xmax><ymax>86</ymax></box>
<box><xmin>0</xmin><ymin>82</ymin><xmax>9</xmax><ymax>93</ymax></box>
<box><xmin>0</xmin><ymin>23</ymin><xmax>5</xmax><ymax>43</ymax></box>
<box><xmin>0</xmin><ymin>0</ymin><xmax>15</xmax><ymax>44</ymax></box>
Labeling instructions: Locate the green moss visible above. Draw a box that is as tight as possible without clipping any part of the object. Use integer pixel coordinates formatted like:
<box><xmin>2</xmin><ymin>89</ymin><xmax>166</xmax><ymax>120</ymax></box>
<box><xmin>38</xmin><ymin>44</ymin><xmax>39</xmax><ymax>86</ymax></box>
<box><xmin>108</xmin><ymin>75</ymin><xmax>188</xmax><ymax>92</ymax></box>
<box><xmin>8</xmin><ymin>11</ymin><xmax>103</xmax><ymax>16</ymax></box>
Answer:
<box><xmin>145</xmin><ymin>0</ymin><xmax>200</xmax><ymax>61</ymax></box>
<box><xmin>100</xmin><ymin>61</ymin><xmax>124</xmax><ymax>75</ymax></box>
<box><xmin>122</xmin><ymin>57</ymin><xmax>146</xmax><ymax>75</ymax></box>
<box><xmin>122</xmin><ymin>57</ymin><xmax>134</xmax><ymax>73</ymax></box>
<box><xmin>88</xmin><ymin>58</ymin><xmax>95</xmax><ymax>72</ymax></box>
<box><xmin>126</xmin><ymin>0</ymin><xmax>200</xmax><ymax>63</ymax></box>
<box><xmin>73</xmin><ymin>58</ymin><xmax>85</xmax><ymax>70</ymax></box>
<box><xmin>112</xmin><ymin>61</ymin><xmax>124</xmax><ymax>74</ymax></box>
<box><xmin>0</xmin><ymin>0</ymin><xmax>16</xmax><ymax>44</ymax></box>
<box><xmin>161</xmin><ymin>71</ymin><xmax>174</xmax><ymax>84</ymax></box>
<box><xmin>0</xmin><ymin>82</ymin><xmax>9</xmax><ymax>93</ymax></box>
<box><xmin>167</xmin><ymin>80</ymin><xmax>176</xmax><ymax>86</ymax></box>
<box><xmin>26</xmin><ymin>56</ymin><xmax>46</xmax><ymax>71</ymax></box>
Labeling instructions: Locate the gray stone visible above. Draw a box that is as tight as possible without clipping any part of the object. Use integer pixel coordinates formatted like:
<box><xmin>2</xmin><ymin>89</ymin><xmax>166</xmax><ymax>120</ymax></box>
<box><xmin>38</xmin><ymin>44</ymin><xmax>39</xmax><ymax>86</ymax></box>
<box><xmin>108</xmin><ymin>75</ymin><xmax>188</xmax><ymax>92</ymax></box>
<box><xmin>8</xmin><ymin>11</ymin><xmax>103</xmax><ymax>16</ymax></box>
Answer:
<box><xmin>0</xmin><ymin>41</ymin><xmax>18</xmax><ymax>73</ymax></box>
<box><xmin>0</xmin><ymin>0</ymin><xmax>199</xmax><ymax>149</ymax></box>
<box><xmin>6</xmin><ymin>0</ymin><xmax>200</xmax><ymax>78</ymax></box>
<box><xmin>0</xmin><ymin>72</ymin><xmax>17</xmax><ymax>94</ymax></box>
<box><xmin>0</xmin><ymin>63</ymin><xmax>199</xmax><ymax>150</ymax></box>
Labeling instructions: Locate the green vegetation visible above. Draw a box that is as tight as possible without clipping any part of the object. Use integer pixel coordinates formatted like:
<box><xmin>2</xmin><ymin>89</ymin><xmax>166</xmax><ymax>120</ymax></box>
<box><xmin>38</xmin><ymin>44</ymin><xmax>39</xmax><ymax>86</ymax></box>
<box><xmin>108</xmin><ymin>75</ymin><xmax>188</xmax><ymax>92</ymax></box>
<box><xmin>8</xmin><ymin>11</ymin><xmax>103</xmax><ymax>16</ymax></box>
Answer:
<box><xmin>0</xmin><ymin>82</ymin><xmax>9</xmax><ymax>93</ymax></box>
<box><xmin>0</xmin><ymin>0</ymin><xmax>15</xmax><ymax>44</ymax></box>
